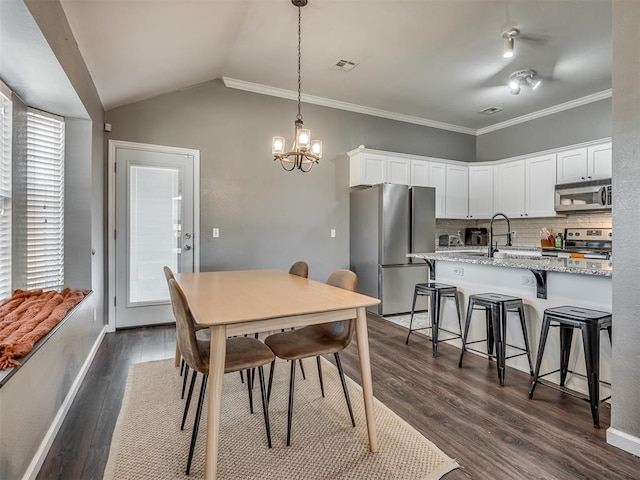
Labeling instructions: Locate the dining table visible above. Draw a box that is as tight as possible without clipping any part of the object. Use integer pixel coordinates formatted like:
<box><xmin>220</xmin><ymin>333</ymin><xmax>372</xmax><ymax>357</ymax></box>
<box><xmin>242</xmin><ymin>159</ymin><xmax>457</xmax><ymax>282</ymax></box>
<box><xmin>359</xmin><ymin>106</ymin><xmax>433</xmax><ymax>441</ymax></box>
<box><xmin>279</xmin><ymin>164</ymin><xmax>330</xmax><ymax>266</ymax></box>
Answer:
<box><xmin>174</xmin><ymin>269</ymin><xmax>381</xmax><ymax>480</ymax></box>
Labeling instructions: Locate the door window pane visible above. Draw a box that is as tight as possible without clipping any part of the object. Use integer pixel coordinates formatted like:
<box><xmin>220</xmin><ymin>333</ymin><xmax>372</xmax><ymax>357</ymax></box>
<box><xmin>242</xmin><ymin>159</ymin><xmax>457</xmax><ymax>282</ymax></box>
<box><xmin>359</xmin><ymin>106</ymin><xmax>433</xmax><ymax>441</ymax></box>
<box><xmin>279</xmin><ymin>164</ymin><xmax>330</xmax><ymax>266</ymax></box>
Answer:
<box><xmin>128</xmin><ymin>165</ymin><xmax>181</xmax><ymax>304</ymax></box>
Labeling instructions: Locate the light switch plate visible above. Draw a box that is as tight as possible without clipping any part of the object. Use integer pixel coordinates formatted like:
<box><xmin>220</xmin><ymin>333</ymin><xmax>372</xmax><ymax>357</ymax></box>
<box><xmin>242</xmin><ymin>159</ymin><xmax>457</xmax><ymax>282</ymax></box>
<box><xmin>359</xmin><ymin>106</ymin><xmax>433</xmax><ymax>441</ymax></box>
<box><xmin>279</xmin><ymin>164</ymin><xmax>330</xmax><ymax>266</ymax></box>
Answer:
<box><xmin>213</xmin><ymin>228</ymin><xmax>219</xmax><ymax>238</ymax></box>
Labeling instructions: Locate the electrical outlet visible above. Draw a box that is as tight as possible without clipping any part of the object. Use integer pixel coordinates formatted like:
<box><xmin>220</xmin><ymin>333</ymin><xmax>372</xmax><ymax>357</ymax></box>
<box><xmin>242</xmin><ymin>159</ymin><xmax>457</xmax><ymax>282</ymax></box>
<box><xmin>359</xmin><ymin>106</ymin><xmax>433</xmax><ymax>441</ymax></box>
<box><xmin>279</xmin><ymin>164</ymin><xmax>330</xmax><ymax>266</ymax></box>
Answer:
<box><xmin>330</xmin><ymin>229</ymin><xmax>336</xmax><ymax>238</ymax></box>
<box><xmin>213</xmin><ymin>228</ymin><xmax>219</xmax><ymax>238</ymax></box>
<box><xmin>453</xmin><ymin>267</ymin><xmax>464</xmax><ymax>276</ymax></box>
<box><xmin>522</xmin><ymin>275</ymin><xmax>535</xmax><ymax>286</ymax></box>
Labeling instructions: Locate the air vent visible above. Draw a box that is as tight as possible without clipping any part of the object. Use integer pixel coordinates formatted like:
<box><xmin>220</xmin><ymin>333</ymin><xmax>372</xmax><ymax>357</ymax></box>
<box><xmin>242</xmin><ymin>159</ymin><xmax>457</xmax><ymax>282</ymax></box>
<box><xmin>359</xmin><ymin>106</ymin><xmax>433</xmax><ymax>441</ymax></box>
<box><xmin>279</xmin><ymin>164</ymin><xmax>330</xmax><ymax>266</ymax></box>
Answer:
<box><xmin>478</xmin><ymin>106</ymin><xmax>502</xmax><ymax>115</ymax></box>
<box><xmin>331</xmin><ymin>59</ymin><xmax>359</xmax><ymax>72</ymax></box>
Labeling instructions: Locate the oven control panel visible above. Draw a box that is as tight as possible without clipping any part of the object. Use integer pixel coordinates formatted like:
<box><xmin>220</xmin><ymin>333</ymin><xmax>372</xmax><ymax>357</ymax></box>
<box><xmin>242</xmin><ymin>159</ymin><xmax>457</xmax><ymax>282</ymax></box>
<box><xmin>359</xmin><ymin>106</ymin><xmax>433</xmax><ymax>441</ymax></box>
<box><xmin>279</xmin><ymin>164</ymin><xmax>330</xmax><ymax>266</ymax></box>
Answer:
<box><xmin>565</xmin><ymin>228</ymin><xmax>612</xmax><ymax>241</ymax></box>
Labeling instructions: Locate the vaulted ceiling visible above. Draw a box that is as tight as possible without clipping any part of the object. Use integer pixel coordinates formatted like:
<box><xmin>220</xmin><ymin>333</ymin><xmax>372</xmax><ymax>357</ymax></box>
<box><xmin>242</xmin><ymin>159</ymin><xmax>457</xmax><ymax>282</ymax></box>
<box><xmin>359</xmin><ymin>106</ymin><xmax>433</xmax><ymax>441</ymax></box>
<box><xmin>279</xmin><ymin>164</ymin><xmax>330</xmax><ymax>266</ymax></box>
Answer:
<box><xmin>58</xmin><ymin>0</ymin><xmax>612</xmax><ymax>133</ymax></box>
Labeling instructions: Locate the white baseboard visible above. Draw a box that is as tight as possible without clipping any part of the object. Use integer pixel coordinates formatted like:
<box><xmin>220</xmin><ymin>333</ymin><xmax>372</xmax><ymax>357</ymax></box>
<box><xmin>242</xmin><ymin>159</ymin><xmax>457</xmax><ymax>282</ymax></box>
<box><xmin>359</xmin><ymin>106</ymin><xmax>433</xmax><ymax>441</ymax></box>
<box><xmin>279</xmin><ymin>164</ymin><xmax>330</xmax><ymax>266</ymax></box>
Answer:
<box><xmin>607</xmin><ymin>427</ymin><xmax>640</xmax><ymax>457</ymax></box>
<box><xmin>21</xmin><ymin>325</ymin><xmax>107</xmax><ymax>480</ymax></box>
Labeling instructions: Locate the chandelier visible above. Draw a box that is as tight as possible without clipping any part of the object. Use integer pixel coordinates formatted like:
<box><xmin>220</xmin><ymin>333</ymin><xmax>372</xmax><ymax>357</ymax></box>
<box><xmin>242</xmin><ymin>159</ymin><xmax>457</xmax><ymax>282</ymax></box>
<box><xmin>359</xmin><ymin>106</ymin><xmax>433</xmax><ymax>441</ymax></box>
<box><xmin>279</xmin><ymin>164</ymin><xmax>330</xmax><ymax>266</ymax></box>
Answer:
<box><xmin>272</xmin><ymin>0</ymin><xmax>322</xmax><ymax>172</ymax></box>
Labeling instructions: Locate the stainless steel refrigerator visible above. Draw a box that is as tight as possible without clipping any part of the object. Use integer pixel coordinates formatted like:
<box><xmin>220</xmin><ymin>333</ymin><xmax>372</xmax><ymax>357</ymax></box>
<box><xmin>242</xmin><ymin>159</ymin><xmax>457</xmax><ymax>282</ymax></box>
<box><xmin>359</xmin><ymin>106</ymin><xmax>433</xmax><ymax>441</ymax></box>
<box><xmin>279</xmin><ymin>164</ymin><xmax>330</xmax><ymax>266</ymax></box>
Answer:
<box><xmin>350</xmin><ymin>183</ymin><xmax>436</xmax><ymax>315</ymax></box>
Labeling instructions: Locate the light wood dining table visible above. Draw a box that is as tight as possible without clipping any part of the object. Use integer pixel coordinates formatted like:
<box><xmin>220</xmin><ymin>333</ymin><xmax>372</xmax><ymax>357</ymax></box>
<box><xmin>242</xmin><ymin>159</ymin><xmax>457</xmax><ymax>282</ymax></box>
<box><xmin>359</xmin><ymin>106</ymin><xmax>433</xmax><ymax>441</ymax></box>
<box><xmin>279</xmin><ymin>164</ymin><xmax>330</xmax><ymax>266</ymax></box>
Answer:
<box><xmin>174</xmin><ymin>269</ymin><xmax>381</xmax><ymax>480</ymax></box>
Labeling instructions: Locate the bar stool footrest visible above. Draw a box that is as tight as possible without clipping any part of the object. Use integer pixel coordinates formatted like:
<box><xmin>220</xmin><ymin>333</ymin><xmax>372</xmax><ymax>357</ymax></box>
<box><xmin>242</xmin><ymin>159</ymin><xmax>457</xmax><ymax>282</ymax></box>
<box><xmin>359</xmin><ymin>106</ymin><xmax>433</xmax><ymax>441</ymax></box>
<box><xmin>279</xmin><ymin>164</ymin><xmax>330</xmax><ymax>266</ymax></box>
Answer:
<box><xmin>534</xmin><ymin>379</ymin><xmax>612</xmax><ymax>404</ymax></box>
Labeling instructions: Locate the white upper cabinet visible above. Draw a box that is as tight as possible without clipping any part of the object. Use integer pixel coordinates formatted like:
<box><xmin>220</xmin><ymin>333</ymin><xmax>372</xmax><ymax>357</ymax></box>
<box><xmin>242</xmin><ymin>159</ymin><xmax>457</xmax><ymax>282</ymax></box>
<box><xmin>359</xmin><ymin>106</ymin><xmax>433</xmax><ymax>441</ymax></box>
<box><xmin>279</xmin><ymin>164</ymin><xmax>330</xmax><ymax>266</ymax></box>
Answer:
<box><xmin>525</xmin><ymin>154</ymin><xmax>557</xmax><ymax>217</ymax></box>
<box><xmin>556</xmin><ymin>142</ymin><xmax>612</xmax><ymax>184</ymax></box>
<box><xmin>349</xmin><ymin>141</ymin><xmax>605</xmax><ymax>219</ymax></box>
<box><xmin>494</xmin><ymin>155</ymin><xmax>556</xmax><ymax>218</ymax></box>
<box><xmin>444</xmin><ymin>164</ymin><xmax>469</xmax><ymax>219</ymax></box>
<box><xmin>410</xmin><ymin>159</ymin><xmax>430</xmax><ymax>187</ymax></box>
<box><xmin>349</xmin><ymin>151</ymin><xmax>386</xmax><ymax>187</ymax></box>
<box><xmin>428</xmin><ymin>162</ymin><xmax>447</xmax><ymax>218</ymax></box>
<box><xmin>588</xmin><ymin>143</ymin><xmax>613</xmax><ymax>180</ymax></box>
<box><xmin>495</xmin><ymin>160</ymin><xmax>526</xmax><ymax>218</ymax></box>
<box><xmin>386</xmin><ymin>157</ymin><xmax>411</xmax><ymax>185</ymax></box>
<box><xmin>468</xmin><ymin>165</ymin><xmax>494</xmax><ymax>219</ymax></box>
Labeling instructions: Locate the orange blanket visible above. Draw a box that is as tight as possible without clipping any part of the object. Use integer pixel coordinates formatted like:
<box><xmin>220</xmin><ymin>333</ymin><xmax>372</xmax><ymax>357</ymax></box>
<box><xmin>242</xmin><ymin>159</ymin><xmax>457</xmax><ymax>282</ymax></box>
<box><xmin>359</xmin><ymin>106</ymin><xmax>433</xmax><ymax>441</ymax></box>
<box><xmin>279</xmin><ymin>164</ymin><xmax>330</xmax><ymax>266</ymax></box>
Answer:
<box><xmin>0</xmin><ymin>288</ymin><xmax>88</xmax><ymax>369</ymax></box>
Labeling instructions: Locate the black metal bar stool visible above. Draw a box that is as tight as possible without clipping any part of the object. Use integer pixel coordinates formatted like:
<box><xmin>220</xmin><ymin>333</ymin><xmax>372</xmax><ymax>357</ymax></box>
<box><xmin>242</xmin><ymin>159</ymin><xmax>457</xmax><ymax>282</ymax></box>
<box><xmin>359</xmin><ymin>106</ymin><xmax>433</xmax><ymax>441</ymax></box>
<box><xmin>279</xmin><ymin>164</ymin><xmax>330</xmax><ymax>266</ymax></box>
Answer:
<box><xmin>405</xmin><ymin>282</ymin><xmax>462</xmax><ymax>357</ymax></box>
<box><xmin>458</xmin><ymin>293</ymin><xmax>533</xmax><ymax>386</ymax></box>
<box><xmin>528</xmin><ymin>305</ymin><xmax>612</xmax><ymax>428</ymax></box>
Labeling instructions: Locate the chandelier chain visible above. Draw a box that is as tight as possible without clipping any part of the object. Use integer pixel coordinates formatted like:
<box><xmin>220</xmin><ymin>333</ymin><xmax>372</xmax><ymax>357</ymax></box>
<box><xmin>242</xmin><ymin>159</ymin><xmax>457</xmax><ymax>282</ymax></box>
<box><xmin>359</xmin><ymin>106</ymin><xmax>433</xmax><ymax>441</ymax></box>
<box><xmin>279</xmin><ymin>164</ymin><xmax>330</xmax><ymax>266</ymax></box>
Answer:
<box><xmin>296</xmin><ymin>5</ymin><xmax>302</xmax><ymax>122</ymax></box>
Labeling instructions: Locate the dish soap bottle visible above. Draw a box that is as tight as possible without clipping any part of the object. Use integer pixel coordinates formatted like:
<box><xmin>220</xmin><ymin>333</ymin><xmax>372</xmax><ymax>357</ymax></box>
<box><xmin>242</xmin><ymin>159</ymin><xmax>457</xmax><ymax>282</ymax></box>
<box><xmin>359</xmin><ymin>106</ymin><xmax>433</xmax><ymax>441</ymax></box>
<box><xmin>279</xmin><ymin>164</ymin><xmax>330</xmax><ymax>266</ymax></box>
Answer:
<box><xmin>555</xmin><ymin>233</ymin><xmax>563</xmax><ymax>249</ymax></box>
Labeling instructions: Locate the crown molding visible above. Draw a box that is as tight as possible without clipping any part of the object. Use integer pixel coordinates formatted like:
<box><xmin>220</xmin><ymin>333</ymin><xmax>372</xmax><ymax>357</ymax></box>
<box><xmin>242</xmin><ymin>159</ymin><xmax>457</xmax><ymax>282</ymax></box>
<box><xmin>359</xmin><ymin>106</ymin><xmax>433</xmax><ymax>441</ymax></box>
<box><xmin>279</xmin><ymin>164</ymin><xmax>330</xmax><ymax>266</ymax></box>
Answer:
<box><xmin>222</xmin><ymin>77</ymin><xmax>611</xmax><ymax>138</ymax></box>
<box><xmin>476</xmin><ymin>89</ymin><xmax>613</xmax><ymax>135</ymax></box>
<box><xmin>222</xmin><ymin>77</ymin><xmax>476</xmax><ymax>135</ymax></box>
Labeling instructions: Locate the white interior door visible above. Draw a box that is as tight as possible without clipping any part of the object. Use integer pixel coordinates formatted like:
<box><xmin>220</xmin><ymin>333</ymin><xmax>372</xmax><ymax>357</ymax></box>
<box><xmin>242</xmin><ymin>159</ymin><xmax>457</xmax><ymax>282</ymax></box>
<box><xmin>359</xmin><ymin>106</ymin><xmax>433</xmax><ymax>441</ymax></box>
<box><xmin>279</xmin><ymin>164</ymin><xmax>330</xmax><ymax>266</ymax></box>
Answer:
<box><xmin>112</xmin><ymin>142</ymin><xmax>198</xmax><ymax>329</ymax></box>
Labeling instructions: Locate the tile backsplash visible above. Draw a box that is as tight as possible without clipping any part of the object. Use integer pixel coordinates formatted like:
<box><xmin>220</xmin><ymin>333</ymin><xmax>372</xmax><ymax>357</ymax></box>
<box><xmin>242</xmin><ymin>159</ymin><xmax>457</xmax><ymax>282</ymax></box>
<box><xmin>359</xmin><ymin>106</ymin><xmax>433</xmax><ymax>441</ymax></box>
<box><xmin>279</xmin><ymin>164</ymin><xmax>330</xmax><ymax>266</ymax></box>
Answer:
<box><xmin>436</xmin><ymin>213</ymin><xmax>612</xmax><ymax>248</ymax></box>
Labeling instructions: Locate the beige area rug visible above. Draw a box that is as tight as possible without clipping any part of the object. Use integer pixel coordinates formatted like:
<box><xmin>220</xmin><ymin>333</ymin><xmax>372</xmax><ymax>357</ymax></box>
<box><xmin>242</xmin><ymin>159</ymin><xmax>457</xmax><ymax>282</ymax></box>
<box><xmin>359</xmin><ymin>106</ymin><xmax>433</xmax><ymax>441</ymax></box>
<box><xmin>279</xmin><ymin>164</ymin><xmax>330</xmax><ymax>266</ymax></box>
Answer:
<box><xmin>103</xmin><ymin>357</ymin><xmax>459</xmax><ymax>480</ymax></box>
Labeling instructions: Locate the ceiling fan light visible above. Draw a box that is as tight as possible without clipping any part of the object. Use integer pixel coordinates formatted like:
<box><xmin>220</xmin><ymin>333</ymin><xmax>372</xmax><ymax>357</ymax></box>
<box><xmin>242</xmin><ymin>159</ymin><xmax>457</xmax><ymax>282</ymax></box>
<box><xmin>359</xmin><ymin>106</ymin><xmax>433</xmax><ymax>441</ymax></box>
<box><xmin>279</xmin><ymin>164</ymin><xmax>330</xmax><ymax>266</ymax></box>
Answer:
<box><xmin>503</xmin><ymin>37</ymin><xmax>514</xmax><ymax>58</ymax></box>
<box><xmin>528</xmin><ymin>75</ymin><xmax>542</xmax><ymax>90</ymax></box>
<box><xmin>508</xmin><ymin>79</ymin><xmax>520</xmax><ymax>91</ymax></box>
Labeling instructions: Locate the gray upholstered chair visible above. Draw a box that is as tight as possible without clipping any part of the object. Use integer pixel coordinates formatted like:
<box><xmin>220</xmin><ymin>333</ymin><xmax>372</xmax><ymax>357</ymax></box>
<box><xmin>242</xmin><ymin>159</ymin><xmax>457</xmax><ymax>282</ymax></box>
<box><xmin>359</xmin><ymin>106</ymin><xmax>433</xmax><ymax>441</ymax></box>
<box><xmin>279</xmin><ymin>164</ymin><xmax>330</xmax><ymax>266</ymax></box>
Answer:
<box><xmin>288</xmin><ymin>260</ymin><xmax>309</xmax><ymax>278</ymax></box>
<box><xmin>264</xmin><ymin>269</ymin><xmax>357</xmax><ymax>446</ymax></box>
<box><xmin>287</xmin><ymin>261</ymin><xmax>310</xmax><ymax>378</ymax></box>
<box><xmin>167</xmin><ymin>278</ymin><xmax>275</xmax><ymax>474</ymax></box>
<box><xmin>164</xmin><ymin>266</ymin><xmax>210</xmax><ymax>398</ymax></box>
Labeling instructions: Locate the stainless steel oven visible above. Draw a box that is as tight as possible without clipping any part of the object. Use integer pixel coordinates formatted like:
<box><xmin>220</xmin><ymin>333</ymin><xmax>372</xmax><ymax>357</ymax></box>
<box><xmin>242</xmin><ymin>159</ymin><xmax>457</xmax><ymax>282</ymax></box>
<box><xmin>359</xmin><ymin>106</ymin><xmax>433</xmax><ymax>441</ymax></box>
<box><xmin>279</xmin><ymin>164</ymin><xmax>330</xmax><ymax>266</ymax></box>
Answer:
<box><xmin>555</xmin><ymin>179</ymin><xmax>612</xmax><ymax>213</ymax></box>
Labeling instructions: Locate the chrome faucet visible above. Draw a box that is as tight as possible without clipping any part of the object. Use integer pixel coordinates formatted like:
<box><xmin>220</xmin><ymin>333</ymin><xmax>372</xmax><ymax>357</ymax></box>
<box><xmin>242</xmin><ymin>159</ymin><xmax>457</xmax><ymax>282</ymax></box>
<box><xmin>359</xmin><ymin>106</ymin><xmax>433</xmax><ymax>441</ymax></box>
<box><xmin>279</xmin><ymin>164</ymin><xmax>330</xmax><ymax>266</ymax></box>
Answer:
<box><xmin>488</xmin><ymin>212</ymin><xmax>513</xmax><ymax>257</ymax></box>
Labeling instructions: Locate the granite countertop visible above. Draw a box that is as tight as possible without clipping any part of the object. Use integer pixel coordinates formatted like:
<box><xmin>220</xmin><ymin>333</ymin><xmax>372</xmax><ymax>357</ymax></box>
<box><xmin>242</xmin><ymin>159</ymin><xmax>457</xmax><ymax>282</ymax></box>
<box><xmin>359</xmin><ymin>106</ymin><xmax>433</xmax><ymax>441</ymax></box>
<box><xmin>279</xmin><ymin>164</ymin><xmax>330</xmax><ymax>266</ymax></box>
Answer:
<box><xmin>409</xmin><ymin>249</ymin><xmax>612</xmax><ymax>277</ymax></box>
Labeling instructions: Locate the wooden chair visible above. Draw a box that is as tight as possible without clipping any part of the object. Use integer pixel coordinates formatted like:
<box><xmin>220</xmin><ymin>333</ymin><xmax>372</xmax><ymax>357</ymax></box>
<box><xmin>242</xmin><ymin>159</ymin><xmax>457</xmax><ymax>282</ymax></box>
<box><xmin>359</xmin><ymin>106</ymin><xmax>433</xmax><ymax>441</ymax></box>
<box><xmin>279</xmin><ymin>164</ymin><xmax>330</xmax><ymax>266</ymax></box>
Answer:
<box><xmin>167</xmin><ymin>278</ymin><xmax>275</xmax><ymax>474</ymax></box>
<box><xmin>264</xmin><ymin>269</ymin><xmax>357</xmax><ymax>446</ymax></box>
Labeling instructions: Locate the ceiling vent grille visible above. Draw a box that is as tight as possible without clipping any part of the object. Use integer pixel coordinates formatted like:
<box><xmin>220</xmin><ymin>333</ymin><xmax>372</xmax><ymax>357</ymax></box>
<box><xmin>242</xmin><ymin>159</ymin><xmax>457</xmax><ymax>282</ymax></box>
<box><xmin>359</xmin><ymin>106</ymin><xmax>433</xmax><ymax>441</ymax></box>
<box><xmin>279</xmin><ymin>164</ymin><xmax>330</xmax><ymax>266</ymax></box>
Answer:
<box><xmin>331</xmin><ymin>59</ymin><xmax>359</xmax><ymax>72</ymax></box>
<box><xmin>478</xmin><ymin>106</ymin><xmax>502</xmax><ymax>115</ymax></box>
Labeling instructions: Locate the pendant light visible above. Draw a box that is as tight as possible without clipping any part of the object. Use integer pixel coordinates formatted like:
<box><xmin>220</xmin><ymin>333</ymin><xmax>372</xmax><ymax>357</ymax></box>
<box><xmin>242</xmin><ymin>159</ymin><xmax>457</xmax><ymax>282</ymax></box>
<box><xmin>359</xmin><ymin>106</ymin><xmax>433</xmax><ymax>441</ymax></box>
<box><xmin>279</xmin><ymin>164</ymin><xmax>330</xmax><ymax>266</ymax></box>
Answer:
<box><xmin>272</xmin><ymin>0</ymin><xmax>322</xmax><ymax>172</ymax></box>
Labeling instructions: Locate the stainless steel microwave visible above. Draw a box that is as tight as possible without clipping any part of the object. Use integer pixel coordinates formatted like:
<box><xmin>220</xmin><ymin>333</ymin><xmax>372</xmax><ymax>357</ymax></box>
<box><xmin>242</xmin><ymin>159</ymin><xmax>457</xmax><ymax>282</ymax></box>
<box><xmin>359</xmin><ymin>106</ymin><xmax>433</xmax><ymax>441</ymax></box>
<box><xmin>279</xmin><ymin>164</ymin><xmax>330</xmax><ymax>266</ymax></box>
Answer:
<box><xmin>555</xmin><ymin>179</ymin><xmax>612</xmax><ymax>212</ymax></box>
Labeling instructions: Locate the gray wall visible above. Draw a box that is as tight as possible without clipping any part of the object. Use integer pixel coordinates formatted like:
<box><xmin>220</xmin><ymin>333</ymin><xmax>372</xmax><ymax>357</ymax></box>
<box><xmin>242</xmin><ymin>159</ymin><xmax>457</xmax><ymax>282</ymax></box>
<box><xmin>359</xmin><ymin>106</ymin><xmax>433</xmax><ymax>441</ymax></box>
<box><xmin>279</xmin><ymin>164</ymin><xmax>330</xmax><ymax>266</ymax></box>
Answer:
<box><xmin>0</xmin><ymin>1</ymin><xmax>106</xmax><ymax>478</ymax></box>
<box><xmin>65</xmin><ymin>118</ymin><xmax>93</xmax><ymax>288</ymax></box>
<box><xmin>476</xmin><ymin>98</ymin><xmax>612</xmax><ymax>161</ymax></box>
<box><xmin>24</xmin><ymin>0</ymin><xmax>106</xmax><ymax>310</ymax></box>
<box><xmin>610</xmin><ymin>1</ymin><xmax>640</xmax><ymax>444</ymax></box>
<box><xmin>106</xmin><ymin>79</ymin><xmax>475</xmax><ymax>282</ymax></box>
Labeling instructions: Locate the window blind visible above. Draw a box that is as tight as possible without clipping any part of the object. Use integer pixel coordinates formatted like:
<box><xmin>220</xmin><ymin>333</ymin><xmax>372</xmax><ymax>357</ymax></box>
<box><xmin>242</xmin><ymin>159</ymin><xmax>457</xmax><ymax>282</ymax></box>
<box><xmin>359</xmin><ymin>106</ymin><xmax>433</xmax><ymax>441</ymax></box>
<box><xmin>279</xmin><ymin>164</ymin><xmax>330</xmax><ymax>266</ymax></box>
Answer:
<box><xmin>26</xmin><ymin>109</ymin><xmax>65</xmax><ymax>290</ymax></box>
<box><xmin>0</xmin><ymin>89</ymin><xmax>12</xmax><ymax>300</ymax></box>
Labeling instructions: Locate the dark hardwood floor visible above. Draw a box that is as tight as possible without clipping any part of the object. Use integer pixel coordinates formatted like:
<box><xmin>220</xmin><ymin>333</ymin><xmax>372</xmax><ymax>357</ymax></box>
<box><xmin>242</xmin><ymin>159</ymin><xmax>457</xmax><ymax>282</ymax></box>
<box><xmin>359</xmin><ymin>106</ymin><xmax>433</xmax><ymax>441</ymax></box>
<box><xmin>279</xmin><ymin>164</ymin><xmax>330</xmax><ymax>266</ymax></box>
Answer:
<box><xmin>37</xmin><ymin>316</ymin><xmax>639</xmax><ymax>479</ymax></box>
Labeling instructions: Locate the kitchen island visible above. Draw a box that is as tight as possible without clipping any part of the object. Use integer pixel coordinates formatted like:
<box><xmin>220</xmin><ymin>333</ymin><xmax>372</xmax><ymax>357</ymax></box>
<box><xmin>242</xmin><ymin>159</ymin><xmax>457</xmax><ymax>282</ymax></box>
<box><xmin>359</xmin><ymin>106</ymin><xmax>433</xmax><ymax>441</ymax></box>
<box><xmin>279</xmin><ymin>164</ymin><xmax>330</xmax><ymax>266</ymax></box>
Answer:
<box><xmin>407</xmin><ymin>249</ymin><xmax>612</xmax><ymax>398</ymax></box>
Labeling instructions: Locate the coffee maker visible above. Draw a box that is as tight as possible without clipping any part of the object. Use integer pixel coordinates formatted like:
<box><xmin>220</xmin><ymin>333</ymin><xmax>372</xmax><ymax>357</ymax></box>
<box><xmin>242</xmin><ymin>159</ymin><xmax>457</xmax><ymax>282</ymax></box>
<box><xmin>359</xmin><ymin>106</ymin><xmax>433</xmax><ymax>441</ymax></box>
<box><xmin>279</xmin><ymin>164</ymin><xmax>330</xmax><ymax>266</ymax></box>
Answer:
<box><xmin>464</xmin><ymin>227</ymin><xmax>488</xmax><ymax>246</ymax></box>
